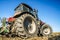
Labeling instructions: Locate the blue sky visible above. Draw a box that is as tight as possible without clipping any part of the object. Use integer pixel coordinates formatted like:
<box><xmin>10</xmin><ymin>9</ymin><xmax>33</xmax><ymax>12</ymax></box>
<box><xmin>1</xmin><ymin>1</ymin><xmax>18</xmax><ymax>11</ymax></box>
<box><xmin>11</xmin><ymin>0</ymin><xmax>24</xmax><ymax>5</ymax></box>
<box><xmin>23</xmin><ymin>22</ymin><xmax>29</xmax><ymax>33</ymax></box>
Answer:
<box><xmin>0</xmin><ymin>0</ymin><xmax>60</xmax><ymax>32</ymax></box>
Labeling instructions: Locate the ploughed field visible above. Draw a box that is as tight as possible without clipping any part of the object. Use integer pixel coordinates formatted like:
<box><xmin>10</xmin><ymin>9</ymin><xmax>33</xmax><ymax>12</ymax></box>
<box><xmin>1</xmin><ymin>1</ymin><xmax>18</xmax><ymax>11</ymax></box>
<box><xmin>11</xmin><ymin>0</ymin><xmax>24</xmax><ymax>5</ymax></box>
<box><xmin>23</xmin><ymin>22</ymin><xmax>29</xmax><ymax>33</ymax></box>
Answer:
<box><xmin>0</xmin><ymin>32</ymin><xmax>60</xmax><ymax>40</ymax></box>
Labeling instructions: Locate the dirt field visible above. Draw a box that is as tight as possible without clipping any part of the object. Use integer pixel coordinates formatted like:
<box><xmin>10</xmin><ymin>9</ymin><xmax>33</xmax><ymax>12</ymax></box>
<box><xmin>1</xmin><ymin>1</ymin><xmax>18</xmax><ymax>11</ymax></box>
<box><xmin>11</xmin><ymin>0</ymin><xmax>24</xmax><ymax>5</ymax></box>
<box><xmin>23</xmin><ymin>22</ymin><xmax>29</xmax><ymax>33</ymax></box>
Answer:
<box><xmin>0</xmin><ymin>32</ymin><xmax>60</xmax><ymax>40</ymax></box>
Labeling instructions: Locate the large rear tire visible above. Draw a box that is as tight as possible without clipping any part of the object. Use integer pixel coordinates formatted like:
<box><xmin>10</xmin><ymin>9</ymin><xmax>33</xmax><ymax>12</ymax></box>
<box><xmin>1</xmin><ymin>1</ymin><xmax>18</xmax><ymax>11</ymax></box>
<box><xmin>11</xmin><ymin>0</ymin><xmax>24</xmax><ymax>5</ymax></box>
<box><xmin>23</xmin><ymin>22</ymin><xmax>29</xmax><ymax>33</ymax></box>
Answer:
<box><xmin>11</xmin><ymin>13</ymin><xmax>38</xmax><ymax>38</ymax></box>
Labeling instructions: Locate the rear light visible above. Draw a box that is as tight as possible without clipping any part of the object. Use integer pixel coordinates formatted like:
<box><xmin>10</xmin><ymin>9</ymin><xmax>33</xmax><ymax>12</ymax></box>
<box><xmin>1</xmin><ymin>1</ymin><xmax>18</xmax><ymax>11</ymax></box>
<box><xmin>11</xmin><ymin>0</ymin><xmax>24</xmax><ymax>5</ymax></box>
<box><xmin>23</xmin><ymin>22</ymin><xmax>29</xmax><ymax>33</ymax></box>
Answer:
<box><xmin>8</xmin><ymin>17</ymin><xmax>15</xmax><ymax>22</ymax></box>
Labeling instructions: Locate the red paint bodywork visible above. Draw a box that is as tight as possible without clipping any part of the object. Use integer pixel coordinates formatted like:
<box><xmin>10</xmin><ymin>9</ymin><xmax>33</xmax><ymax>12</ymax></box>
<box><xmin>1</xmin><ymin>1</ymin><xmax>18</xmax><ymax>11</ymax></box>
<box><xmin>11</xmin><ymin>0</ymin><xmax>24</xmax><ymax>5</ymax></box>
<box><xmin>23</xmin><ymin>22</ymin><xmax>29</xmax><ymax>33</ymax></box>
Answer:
<box><xmin>8</xmin><ymin>17</ymin><xmax>16</xmax><ymax>22</ymax></box>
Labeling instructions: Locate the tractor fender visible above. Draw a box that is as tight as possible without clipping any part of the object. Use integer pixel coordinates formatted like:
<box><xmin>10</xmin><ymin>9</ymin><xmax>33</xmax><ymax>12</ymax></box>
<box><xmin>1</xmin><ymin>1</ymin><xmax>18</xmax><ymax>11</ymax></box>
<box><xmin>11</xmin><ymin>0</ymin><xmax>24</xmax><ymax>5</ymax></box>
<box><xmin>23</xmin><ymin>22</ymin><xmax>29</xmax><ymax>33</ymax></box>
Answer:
<box><xmin>13</xmin><ymin>12</ymin><xmax>35</xmax><ymax>18</ymax></box>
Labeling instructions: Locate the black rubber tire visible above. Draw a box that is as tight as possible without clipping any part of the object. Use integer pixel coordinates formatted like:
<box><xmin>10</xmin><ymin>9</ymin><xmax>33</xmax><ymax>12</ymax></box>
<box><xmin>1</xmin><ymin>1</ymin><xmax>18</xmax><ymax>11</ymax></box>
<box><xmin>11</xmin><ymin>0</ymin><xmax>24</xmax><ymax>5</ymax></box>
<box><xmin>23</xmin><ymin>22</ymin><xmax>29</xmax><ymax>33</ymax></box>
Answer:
<box><xmin>11</xmin><ymin>13</ymin><xmax>38</xmax><ymax>38</ymax></box>
<box><xmin>40</xmin><ymin>24</ymin><xmax>52</xmax><ymax>36</ymax></box>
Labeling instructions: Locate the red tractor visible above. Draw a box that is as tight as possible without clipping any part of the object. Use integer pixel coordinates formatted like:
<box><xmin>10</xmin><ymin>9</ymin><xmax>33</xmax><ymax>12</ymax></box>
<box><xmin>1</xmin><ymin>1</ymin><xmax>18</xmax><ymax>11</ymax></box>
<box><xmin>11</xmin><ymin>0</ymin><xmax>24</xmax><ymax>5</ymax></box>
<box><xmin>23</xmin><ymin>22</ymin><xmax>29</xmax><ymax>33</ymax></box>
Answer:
<box><xmin>0</xmin><ymin>3</ymin><xmax>52</xmax><ymax>38</ymax></box>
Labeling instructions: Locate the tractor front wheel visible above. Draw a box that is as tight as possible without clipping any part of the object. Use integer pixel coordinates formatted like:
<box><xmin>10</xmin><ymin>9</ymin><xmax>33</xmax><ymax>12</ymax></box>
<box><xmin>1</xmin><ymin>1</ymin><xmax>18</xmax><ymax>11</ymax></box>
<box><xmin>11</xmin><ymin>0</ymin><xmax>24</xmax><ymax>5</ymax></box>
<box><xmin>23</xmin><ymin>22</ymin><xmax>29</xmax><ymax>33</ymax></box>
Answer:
<box><xmin>40</xmin><ymin>24</ymin><xmax>52</xmax><ymax>36</ymax></box>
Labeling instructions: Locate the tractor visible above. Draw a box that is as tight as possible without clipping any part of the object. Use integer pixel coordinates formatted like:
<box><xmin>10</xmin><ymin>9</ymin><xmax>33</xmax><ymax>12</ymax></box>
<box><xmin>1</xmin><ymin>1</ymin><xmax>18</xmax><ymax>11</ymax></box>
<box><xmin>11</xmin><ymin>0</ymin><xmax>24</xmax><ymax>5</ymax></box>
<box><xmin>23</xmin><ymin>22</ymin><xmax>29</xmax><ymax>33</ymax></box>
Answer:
<box><xmin>0</xmin><ymin>3</ymin><xmax>52</xmax><ymax>38</ymax></box>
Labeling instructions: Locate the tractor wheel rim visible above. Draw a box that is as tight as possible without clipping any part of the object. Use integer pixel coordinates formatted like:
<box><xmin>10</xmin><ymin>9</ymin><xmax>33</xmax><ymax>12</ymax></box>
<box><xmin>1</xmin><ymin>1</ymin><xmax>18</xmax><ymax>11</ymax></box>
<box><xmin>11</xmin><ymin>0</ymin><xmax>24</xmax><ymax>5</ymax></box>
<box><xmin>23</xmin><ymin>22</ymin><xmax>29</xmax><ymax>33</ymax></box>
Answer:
<box><xmin>43</xmin><ymin>28</ymin><xmax>51</xmax><ymax>35</ymax></box>
<box><xmin>24</xmin><ymin>17</ymin><xmax>36</xmax><ymax>34</ymax></box>
<box><xmin>28</xmin><ymin>20</ymin><xmax>36</xmax><ymax>34</ymax></box>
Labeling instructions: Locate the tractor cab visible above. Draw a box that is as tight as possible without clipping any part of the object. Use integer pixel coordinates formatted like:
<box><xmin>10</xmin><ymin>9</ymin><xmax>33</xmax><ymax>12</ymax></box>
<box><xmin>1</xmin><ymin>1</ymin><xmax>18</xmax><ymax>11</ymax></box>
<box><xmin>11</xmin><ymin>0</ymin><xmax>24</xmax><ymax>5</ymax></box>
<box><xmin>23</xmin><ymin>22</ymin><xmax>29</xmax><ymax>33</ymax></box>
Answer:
<box><xmin>14</xmin><ymin>3</ymin><xmax>33</xmax><ymax>16</ymax></box>
<box><xmin>14</xmin><ymin>3</ymin><xmax>38</xmax><ymax>19</ymax></box>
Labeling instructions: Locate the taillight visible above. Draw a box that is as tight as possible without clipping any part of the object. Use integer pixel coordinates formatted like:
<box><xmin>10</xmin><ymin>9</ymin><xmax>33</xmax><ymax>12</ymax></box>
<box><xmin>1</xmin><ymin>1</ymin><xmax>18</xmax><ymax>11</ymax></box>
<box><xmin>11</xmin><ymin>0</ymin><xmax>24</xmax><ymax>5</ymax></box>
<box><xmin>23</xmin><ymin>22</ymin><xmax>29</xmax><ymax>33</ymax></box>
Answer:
<box><xmin>8</xmin><ymin>17</ymin><xmax>15</xmax><ymax>22</ymax></box>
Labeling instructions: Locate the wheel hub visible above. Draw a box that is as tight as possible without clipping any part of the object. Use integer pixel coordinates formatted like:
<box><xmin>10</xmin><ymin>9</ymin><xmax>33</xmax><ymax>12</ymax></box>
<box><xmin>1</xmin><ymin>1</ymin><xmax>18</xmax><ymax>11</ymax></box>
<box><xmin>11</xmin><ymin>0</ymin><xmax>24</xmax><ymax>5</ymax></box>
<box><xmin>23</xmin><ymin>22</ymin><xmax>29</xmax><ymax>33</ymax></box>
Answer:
<box><xmin>43</xmin><ymin>28</ymin><xmax>51</xmax><ymax>35</ymax></box>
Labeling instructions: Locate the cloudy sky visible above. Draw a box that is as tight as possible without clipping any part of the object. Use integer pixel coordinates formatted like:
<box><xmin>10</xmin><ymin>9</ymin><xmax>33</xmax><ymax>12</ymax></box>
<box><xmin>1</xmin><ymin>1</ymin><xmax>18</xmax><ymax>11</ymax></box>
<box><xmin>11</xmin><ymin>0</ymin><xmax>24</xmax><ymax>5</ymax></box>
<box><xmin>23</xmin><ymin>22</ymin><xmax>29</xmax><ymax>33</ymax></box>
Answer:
<box><xmin>0</xmin><ymin>0</ymin><xmax>60</xmax><ymax>32</ymax></box>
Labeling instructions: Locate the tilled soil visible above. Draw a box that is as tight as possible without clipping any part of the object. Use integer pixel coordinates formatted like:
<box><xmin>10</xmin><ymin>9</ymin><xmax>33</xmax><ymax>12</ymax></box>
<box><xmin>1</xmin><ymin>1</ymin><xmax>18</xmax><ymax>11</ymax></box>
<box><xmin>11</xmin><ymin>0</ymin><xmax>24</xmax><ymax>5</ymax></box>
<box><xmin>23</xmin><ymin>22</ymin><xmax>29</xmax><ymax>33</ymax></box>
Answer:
<box><xmin>0</xmin><ymin>36</ymin><xmax>48</xmax><ymax>40</ymax></box>
<box><xmin>0</xmin><ymin>32</ymin><xmax>60</xmax><ymax>40</ymax></box>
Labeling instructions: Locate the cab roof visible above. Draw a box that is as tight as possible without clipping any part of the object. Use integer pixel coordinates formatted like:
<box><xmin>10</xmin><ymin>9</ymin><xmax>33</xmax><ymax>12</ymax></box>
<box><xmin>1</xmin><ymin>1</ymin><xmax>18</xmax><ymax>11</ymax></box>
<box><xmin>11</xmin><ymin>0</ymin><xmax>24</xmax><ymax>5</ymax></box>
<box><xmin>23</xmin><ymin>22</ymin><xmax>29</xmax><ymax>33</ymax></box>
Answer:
<box><xmin>14</xmin><ymin>3</ymin><xmax>33</xmax><ymax>11</ymax></box>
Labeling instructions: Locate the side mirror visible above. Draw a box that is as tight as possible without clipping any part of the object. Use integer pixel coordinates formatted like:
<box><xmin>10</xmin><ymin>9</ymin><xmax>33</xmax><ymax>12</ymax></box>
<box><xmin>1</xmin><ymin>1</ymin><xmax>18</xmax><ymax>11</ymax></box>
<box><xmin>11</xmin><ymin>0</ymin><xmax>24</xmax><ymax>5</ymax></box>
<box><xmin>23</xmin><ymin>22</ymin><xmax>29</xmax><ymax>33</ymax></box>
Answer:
<box><xmin>33</xmin><ymin>9</ymin><xmax>38</xmax><ymax>20</ymax></box>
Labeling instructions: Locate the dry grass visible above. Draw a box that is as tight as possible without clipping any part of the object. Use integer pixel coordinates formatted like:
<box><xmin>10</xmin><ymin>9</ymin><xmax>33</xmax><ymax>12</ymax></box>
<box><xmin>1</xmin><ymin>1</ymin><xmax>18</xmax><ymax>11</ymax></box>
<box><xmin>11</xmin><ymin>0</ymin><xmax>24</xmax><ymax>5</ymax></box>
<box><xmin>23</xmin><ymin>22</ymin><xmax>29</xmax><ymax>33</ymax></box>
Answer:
<box><xmin>0</xmin><ymin>32</ymin><xmax>60</xmax><ymax>40</ymax></box>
